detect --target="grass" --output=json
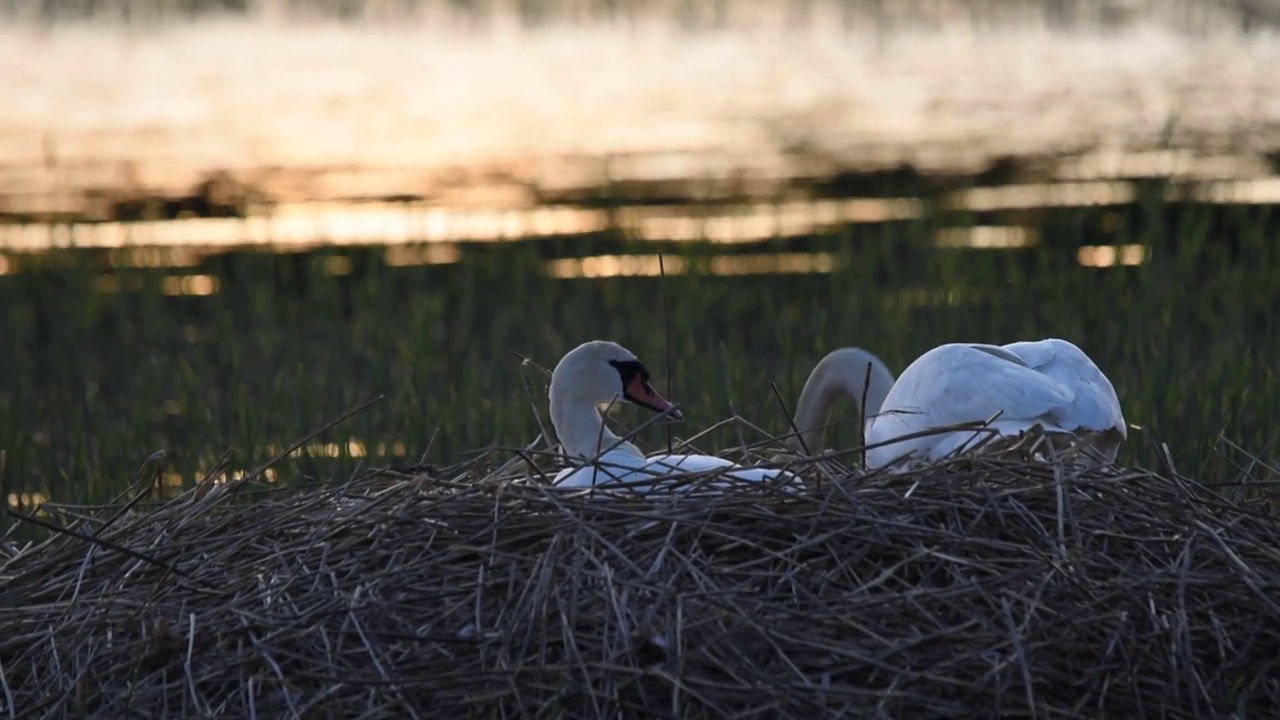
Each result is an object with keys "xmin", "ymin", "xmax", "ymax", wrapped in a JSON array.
[{"xmin": 1, "ymin": 190, "xmax": 1277, "ymax": 517}]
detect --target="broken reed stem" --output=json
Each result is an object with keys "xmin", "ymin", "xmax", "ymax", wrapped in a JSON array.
[
  {"xmin": 236, "ymin": 394, "xmax": 386, "ymax": 490},
  {"xmin": 658, "ymin": 253, "xmax": 674, "ymax": 455}
]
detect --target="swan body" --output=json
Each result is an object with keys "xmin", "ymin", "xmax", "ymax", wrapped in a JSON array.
[
  {"xmin": 548, "ymin": 340, "xmax": 795, "ymax": 492},
  {"xmin": 792, "ymin": 339, "xmax": 1126, "ymax": 471}
]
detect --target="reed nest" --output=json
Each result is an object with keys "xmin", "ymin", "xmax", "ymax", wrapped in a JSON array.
[{"xmin": 2, "ymin": 423, "xmax": 1280, "ymax": 719}]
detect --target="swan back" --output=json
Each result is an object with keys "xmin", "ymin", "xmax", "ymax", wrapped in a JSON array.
[
  {"xmin": 865, "ymin": 343, "xmax": 1077, "ymax": 469},
  {"xmin": 1000, "ymin": 338, "xmax": 1126, "ymax": 462},
  {"xmin": 792, "ymin": 346, "xmax": 896, "ymax": 455},
  {"xmin": 865, "ymin": 340, "xmax": 1126, "ymax": 470}
]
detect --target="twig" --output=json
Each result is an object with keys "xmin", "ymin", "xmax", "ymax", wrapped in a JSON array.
[
  {"xmin": 659, "ymin": 253, "xmax": 674, "ymax": 455},
  {"xmin": 769, "ymin": 381, "xmax": 809, "ymax": 456},
  {"xmin": 507, "ymin": 349, "xmax": 553, "ymax": 379},
  {"xmin": 0, "ymin": 644, "xmax": 13, "ymax": 720},
  {"xmin": 6, "ymin": 506, "xmax": 208, "ymax": 588},
  {"xmin": 417, "ymin": 427, "xmax": 441, "ymax": 468},
  {"xmin": 235, "ymin": 394, "xmax": 386, "ymax": 491}
]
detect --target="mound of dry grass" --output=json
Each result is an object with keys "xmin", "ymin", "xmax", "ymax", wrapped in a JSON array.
[{"xmin": 2, "ymin": 421, "xmax": 1279, "ymax": 719}]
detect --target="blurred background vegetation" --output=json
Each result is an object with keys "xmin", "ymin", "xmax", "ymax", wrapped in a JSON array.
[{"xmin": 1, "ymin": 0, "xmax": 1278, "ymax": 525}]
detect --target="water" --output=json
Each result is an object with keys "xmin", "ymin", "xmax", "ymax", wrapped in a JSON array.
[{"xmin": 3, "ymin": 13, "xmax": 1280, "ymax": 223}]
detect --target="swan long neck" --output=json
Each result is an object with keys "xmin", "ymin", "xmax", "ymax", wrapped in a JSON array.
[
  {"xmin": 791, "ymin": 347, "xmax": 896, "ymax": 455},
  {"xmin": 549, "ymin": 391, "xmax": 634, "ymax": 459}
]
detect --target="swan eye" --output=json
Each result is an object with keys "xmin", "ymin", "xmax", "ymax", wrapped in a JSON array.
[
  {"xmin": 607, "ymin": 359, "xmax": 648, "ymax": 381},
  {"xmin": 608, "ymin": 358, "xmax": 658, "ymax": 400}
]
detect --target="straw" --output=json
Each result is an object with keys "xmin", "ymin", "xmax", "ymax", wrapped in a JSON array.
[{"xmin": 1, "ymin": 423, "xmax": 1278, "ymax": 719}]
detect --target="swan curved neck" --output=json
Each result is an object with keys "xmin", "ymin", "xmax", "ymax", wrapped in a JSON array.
[
  {"xmin": 550, "ymin": 393, "xmax": 636, "ymax": 459},
  {"xmin": 792, "ymin": 347, "xmax": 895, "ymax": 454}
]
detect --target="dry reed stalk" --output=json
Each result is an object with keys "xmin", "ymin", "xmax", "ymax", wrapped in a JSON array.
[{"xmin": 1, "ymin": 423, "xmax": 1278, "ymax": 719}]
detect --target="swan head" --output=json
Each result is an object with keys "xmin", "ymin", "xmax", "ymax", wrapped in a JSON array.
[{"xmin": 550, "ymin": 340, "xmax": 683, "ymax": 420}]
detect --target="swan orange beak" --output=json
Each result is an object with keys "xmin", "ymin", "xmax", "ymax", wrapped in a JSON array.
[{"xmin": 624, "ymin": 376, "xmax": 683, "ymax": 420}]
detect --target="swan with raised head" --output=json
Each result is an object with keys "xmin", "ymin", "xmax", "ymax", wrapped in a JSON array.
[
  {"xmin": 549, "ymin": 340, "xmax": 795, "ymax": 491},
  {"xmin": 790, "ymin": 339, "xmax": 1126, "ymax": 471}
]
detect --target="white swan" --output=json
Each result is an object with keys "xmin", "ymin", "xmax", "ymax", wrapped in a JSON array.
[
  {"xmin": 548, "ymin": 340, "xmax": 795, "ymax": 491},
  {"xmin": 791, "ymin": 339, "xmax": 1126, "ymax": 471},
  {"xmin": 791, "ymin": 346, "xmax": 897, "ymax": 455}
]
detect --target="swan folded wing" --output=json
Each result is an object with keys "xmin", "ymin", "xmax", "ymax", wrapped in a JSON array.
[
  {"xmin": 1001, "ymin": 339, "xmax": 1126, "ymax": 435},
  {"xmin": 997, "ymin": 339, "xmax": 1064, "ymax": 369},
  {"xmin": 861, "ymin": 345, "xmax": 1071, "ymax": 468},
  {"xmin": 646, "ymin": 454, "xmax": 779, "ymax": 482},
  {"xmin": 968, "ymin": 343, "xmax": 1031, "ymax": 367},
  {"xmin": 869, "ymin": 378, "xmax": 1075, "ymax": 465},
  {"xmin": 643, "ymin": 453, "xmax": 796, "ymax": 486},
  {"xmin": 643, "ymin": 454, "xmax": 735, "ymax": 472},
  {"xmin": 903, "ymin": 346, "xmax": 1077, "ymax": 431},
  {"xmin": 554, "ymin": 450, "xmax": 794, "ymax": 492},
  {"xmin": 553, "ymin": 449, "xmax": 662, "ymax": 488}
]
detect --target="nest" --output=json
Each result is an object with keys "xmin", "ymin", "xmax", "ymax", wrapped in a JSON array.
[{"xmin": 2, "ymin": 427, "xmax": 1280, "ymax": 719}]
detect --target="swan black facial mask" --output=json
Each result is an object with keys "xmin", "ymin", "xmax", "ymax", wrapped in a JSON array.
[{"xmin": 608, "ymin": 359, "xmax": 683, "ymax": 419}]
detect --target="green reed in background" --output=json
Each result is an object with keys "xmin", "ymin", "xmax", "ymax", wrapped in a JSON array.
[{"xmin": 1, "ymin": 196, "xmax": 1277, "ymax": 510}]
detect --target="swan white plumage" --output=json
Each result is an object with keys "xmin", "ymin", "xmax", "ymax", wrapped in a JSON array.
[
  {"xmin": 790, "ymin": 338, "xmax": 1126, "ymax": 471},
  {"xmin": 549, "ymin": 340, "xmax": 795, "ymax": 491}
]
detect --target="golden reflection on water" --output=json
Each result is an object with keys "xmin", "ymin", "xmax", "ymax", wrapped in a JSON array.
[
  {"xmin": 91, "ymin": 274, "xmax": 145, "ymax": 293},
  {"xmin": 384, "ymin": 244, "xmax": 462, "ymax": 267},
  {"xmin": 325, "ymin": 256, "xmax": 353, "ymax": 276},
  {"xmin": 162, "ymin": 274, "xmax": 219, "ymax": 296},
  {"xmin": 0, "ymin": 181, "xmax": 1216, "ymax": 285},
  {"xmin": 1056, "ymin": 150, "xmax": 1268, "ymax": 181},
  {"xmin": 7, "ymin": 492, "xmax": 48, "ymax": 510},
  {"xmin": 544, "ymin": 252, "xmax": 839, "ymax": 279},
  {"xmin": 1077, "ymin": 244, "xmax": 1148, "ymax": 267},
  {"xmin": 126, "ymin": 441, "xmax": 412, "ymax": 493},
  {"xmin": 0, "ymin": 198, "xmax": 920, "ymax": 251},
  {"xmin": 161, "ymin": 469, "xmax": 280, "ymax": 489},
  {"xmin": 620, "ymin": 198, "xmax": 922, "ymax": 243},
  {"xmin": 932, "ymin": 225, "xmax": 1037, "ymax": 249},
  {"xmin": 545, "ymin": 254, "xmax": 678, "ymax": 278},
  {"xmin": 0, "ymin": 179, "xmax": 1271, "ymax": 276},
  {"xmin": 882, "ymin": 287, "xmax": 979, "ymax": 309},
  {"xmin": 262, "ymin": 440, "xmax": 408, "ymax": 459},
  {"xmin": 111, "ymin": 246, "xmax": 202, "ymax": 268},
  {"xmin": 707, "ymin": 253, "xmax": 838, "ymax": 275},
  {"xmin": 952, "ymin": 181, "xmax": 1135, "ymax": 212},
  {"xmin": 1190, "ymin": 178, "xmax": 1280, "ymax": 204}
]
